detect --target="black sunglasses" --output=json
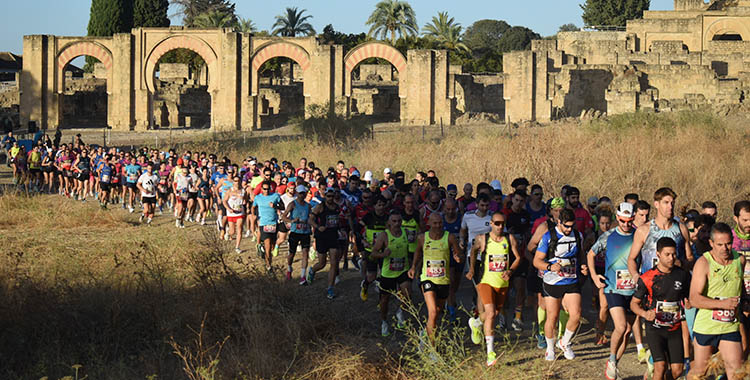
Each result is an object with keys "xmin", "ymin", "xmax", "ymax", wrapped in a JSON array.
[{"xmin": 492, "ymin": 221, "xmax": 505, "ymax": 226}]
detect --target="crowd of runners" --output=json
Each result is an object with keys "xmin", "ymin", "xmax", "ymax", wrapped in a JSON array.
[{"xmin": 5, "ymin": 130, "xmax": 750, "ymax": 380}]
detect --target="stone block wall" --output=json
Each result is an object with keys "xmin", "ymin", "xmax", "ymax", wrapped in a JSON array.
[
  {"xmin": 453, "ymin": 73, "xmax": 504, "ymax": 118},
  {"xmin": 159, "ymin": 63, "xmax": 190, "ymax": 80},
  {"xmin": 359, "ymin": 64, "xmax": 392, "ymax": 81}
]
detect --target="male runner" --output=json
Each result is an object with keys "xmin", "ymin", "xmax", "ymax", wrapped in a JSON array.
[
  {"xmin": 442, "ymin": 198, "xmax": 463, "ymax": 322},
  {"xmin": 733, "ymin": 201, "xmax": 750, "ymax": 354},
  {"xmin": 253, "ymin": 180, "xmax": 283, "ymax": 272},
  {"xmin": 309, "ymin": 187, "xmax": 342, "ymax": 299},
  {"xmin": 371, "ymin": 210, "xmax": 411, "ymax": 337},
  {"xmin": 136, "ymin": 162, "xmax": 159, "ymax": 225},
  {"xmin": 283, "ymin": 185, "xmax": 312, "ymax": 285},
  {"xmin": 359, "ymin": 195, "xmax": 389, "ymax": 301},
  {"xmin": 502, "ymin": 190, "xmax": 532, "ymax": 331}
]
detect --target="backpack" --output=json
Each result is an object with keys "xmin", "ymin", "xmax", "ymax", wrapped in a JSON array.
[{"xmin": 545, "ymin": 218, "xmax": 583, "ymax": 264}]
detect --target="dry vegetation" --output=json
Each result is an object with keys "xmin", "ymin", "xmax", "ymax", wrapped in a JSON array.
[{"xmin": 2, "ymin": 111, "xmax": 750, "ymax": 379}]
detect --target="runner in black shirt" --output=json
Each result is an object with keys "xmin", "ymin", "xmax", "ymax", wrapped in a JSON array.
[{"xmin": 502, "ymin": 190, "xmax": 532, "ymax": 331}]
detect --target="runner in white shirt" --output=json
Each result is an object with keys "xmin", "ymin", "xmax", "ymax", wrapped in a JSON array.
[
  {"xmin": 136, "ymin": 162, "xmax": 159, "ymax": 225},
  {"xmin": 173, "ymin": 167, "xmax": 193, "ymax": 228}
]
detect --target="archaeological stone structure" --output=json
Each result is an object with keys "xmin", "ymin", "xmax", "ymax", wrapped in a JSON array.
[
  {"xmin": 20, "ymin": 29, "xmax": 468, "ymax": 131},
  {"xmin": 504, "ymin": 0, "xmax": 750, "ymax": 122}
]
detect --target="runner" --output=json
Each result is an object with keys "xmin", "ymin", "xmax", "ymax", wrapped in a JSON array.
[
  {"xmin": 308, "ymin": 187, "xmax": 342, "ymax": 299},
  {"xmin": 196, "ymin": 167, "xmax": 211, "ymax": 225},
  {"xmin": 282, "ymin": 185, "xmax": 312, "ymax": 285},
  {"xmin": 72, "ymin": 149, "xmax": 91, "ymax": 202},
  {"xmin": 223, "ymin": 175, "xmax": 245, "ymax": 253},
  {"xmin": 466, "ymin": 211, "xmax": 522, "ymax": 366},
  {"xmin": 533, "ymin": 208, "xmax": 587, "ymax": 361},
  {"xmin": 253, "ymin": 180, "xmax": 283, "ymax": 271},
  {"xmin": 733, "ymin": 201, "xmax": 750, "ymax": 355},
  {"xmin": 689, "ymin": 223, "xmax": 745, "ymax": 380},
  {"xmin": 359, "ymin": 195, "xmax": 389, "ymax": 301},
  {"xmin": 588, "ymin": 203, "xmax": 637, "ymax": 379},
  {"xmin": 123, "ymin": 155, "xmax": 141, "ymax": 213},
  {"xmin": 370, "ymin": 210, "xmax": 411, "ymax": 337},
  {"xmin": 442, "ymin": 198, "xmax": 463, "ymax": 322},
  {"xmin": 408, "ymin": 213, "xmax": 462, "ymax": 340},
  {"xmin": 173, "ymin": 167, "xmax": 192, "ymax": 228},
  {"xmin": 502, "ymin": 190, "xmax": 532, "ymax": 332},
  {"xmin": 97, "ymin": 156, "xmax": 113, "ymax": 209},
  {"xmin": 461, "ymin": 193, "xmax": 492, "ymax": 336},
  {"xmin": 631, "ymin": 237, "xmax": 691, "ymax": 380},
  {"xmin": 136, "ymin": 162, "xmax": 158, "ymax": 225}
]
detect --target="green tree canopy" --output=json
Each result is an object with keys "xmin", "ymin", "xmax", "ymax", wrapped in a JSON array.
[
  {"xmin": 462, "ymin": 19, "xmax": 510, "ymax": 53},
  {"xmin": 580, "ymin": 0, "xmax": 650, "ymax": 27},
  {"xmin": 272, "ymin": 7, "xmax": 315, "ymax": 37},
  {"xmin": 366, "ymin": 0, "xmax": 418, "ymax": 44},
  {"xmin": 496, "ymin": 26, "xmax": 541, "ymax": 52},
  {"xmin": 134, "ymin": 0, "xmax": 170, "ymax": 28},
  {"xmin": 320, "ymin": 25, "xmax": 367, "ymax": 53},
  {"xmin": 193, "ymin": 9, "xmax": 235, "ymax": 27},
  {"xmin": 171, "ymin": 0, "xmax": 237, "ymax": 27},
  {"xmin": 234, "ymin": 17, "xmax": 256, "ymax": 33},
  {"xmin": 87, "ymin": 0, "xmax": 133, "ymax": 37},
  {"xmin": 558, "ymin": 23, "xmax": 580, "ymax": 32},
  {"xmin": 422, "ymin": 12, "xmax": 469, "ymax": 52}
]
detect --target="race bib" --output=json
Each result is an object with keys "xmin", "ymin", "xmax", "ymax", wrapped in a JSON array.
[
  {"xmin": 389, "ymin": 257, "xmax": 405, "ymax": 271},
  {"xmin": 406, "ymin": 229, "xmax": 417, "ymax": 243},
  {"xmin": 426, "ymin": 260, "xmax": 446, "ymax": 278},
  {"xmin": 326, "ymin": 215, "xmax": 338, "ymax": 228},
  {"xmin": 654, "ymin": 301, "xmax": 681, "ymax": 328},
  {"xmin": 616, "ymin": 270, "xmax": 635, "ymax": 290},
  {"xmin": 712, "ymin": 309, "xmax": 737, "ymax": 323},
  {"xmin": 101, "ymin": 174, "xmax": 110, "ymax": 183},
  {"xmin": 128, "ymin": 173, "xmax": 137, "ymax": 181},
  {"xmin": 263, "ymin": 224, "xmax": 277, "ymax": 233},
  {"xmin": 559, "ymin": 258, "xmax": 577, "ymax": 279},
  {"xmin": 744, "ymin": 269, "xmax": 750, "ymax": 294},
  {"xmin": 295, "ymin": 222, "xmax": 309, "ymax": 232},
  {"xmin": 488, "ymin": 254, "xmax": 508, "ymax": 272}
]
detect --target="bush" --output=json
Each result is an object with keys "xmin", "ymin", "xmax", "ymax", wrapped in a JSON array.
[{"xmin": 293, "ymin": 101, "xmax": 372, "ymax": 145}]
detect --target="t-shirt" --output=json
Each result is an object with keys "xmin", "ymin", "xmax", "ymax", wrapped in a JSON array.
[
  {"xmin": 592, "ymin": 227, "xmax": 635, "ymax": 295},
  {"xmin": 501, "ymin": 207, "xmax": 531, "ymax": 240},
  {"xmin": 254, "ymin": 192, "xmax": 281, "ymax": 226},
  {"xmin": 538, "ymin": 227, "xmax": 582, "ymax": 286},
  {"xmin": 125, "ymin": 164, "xmax": 141, "ymax": 184},
  {"xmin": 461, "ymin": 211, "xmax": 491, "ymax": 257},
  {"xmin": 280, "ymin": 193, "xmax": 295, "ymax": 208},
  {"xmin": 633, "ymin": 267, "xmax": 690, "ymax": 331},
  {"xmin": 137, "ymin": 172, "xmax": 159, "ymax": 198},
  {"xmin": 573, "ymin": 206, "xmax": 594, "ymax": 233},
  {"xmin": 526, "ymin": 202, "xmax": 547, "ymax": 224}
]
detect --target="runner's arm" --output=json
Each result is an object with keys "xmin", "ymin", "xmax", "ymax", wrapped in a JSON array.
[
  {"xmin": 679, "ymin": 222, "xmax": 694, "ymax": 265},
  {"xmin": 630, "ymin": 291, "xmax": 655, "ymax": 321},
  {"xmin": 508, "ymin": 234, "xmax": 522, "ymax": 273},
  {"xmin": 466, "ymin": 235, "xmax": 482, "ymax": 280},
  {"xmin": 587, "ymin": 248, "xmax": 605, "ymax": 288},
  {"xmin": 527, "ymin": 223, "xmax": 546, "ymax": 257},
  {"xmin": 628, "ymin": 225, "xmax": 647, "ymax": 282},
  {"xmin": 281, "ymin": 202, "xmax": 295, "ymax": 223},
  {"xmin": 408, "ymin": 234, "xmax": 424, "ymax": 279},
  {"xmin": 689, "ymin": 256, "xmax": 738, "ymax": 310},
  {"xmin": 369, "ymin": 231, "xmax": 389, "ymax": 260},
  {"xmin": 448, "ymin": 233, "xmax": 462, "ymax": 263}
]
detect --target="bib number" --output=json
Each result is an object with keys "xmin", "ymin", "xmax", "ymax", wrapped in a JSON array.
[
  {"xmin": 712, "ymin": 309, "xmax": 737, "ymax": 323},
  {"xmin": 129, "ymin": 173, "xmax": 137, "ymax": 181},
  {"xmin": 616, "ymin": 270, "xmax": 635, "ymax": 290},
  {"xmin": 326, "ymin": 215, "xmax": 338, "ymax": 228},
  {"xmin": 488, "ymin": 254, "xmax": 508, "ymax": 272},
  {"xmin": 559, "ymin": 258, "xmax": 577, "ymax": 279},
  {"xmin": 101, "ymin": 174, "xmax": 110, "ymax": 182},
  {"xmin": 426, "ymin": 260, "xmax": 446, "ymax": 278},
  {"xmin": 406, "ymin": 229, "xmax": 417, "ymax": 243},
  {"xmin": 654, "ymin": 301, "xmax": 681, "ymax": 328},
  {"xmin": 744, "ymin": 269, "xmax": 750, "ymax": 294},
  {"xmin": 389, "ymin": 258, "xmax": 405, "ymax": 272},
  {"xmin": 295, "ymin": 222, "xmax": 309, "ymax": 232},
  {"xmin": 263, "ymin": 224, "xmax": 277, "ymax": 233}
]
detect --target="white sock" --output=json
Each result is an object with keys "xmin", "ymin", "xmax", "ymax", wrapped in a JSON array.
[
  {"xmin": 486, "ymin": 335, "xmax": 494, "ymax": 354},
  {"xmin": 637, "ymin": 343, "xmax": 644, "ymax": 351},
  {"xmin": 300, "ymin": 267, "xmax": 306, "ymax": 277},
  {"xmin": 546, "ymin": 337, "xmax": 555, "ymax": 352},
  {"xmin": 562, "ymin": 329, "xmax": 575, "ymax": 345}
]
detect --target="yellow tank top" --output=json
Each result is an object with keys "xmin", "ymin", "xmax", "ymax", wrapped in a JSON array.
[
  {"xmin": 694, "ymin": 251, "xmax": 742, "ymax": 335},
  {"xmin": 480, "ymin": 234, "xmax": 511, "ymax": 289},
  {"xmin": 420, "ymin": 230, "xmax": 450, "ymax": 285}
]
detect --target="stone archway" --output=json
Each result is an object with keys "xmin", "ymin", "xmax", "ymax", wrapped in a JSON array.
[
  {"xmin": 704, "ymin": 18, "xmax": 750, "ymax": 47},
  {"xmin": 56, "ymin": 41, "xmax": 114, "ymax": 128},
  {"xmin": 144, "ymin": 35, "xmax": 218, "ymax": 93},
  {"xmin": 250, "ymin": 41, "xmax": 311, "ymax": 96},
  {"xmin": 56, "ymin": 41, "xmax": 113, "ymax": 93},
  {"xmin": 344, "ymin": 42, "xmax": 407, "ymax": 98}
]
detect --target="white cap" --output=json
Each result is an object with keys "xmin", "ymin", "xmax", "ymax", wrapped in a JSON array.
[
  {"xmin": 383, "ymin": 168, "xmax": 392, "ymax": 174},
  {"xmin": 490, "ymin": 179, "xmax": 502, "ymax": 192},
  {"xmin": 363, "ymin": 170, "xmax": 373, "ymax": 182},
  {"xmin": 617, "ymin": 202, "xmax": 634, "ymax": 219},
  {"xmin": 249, "ymin": 160, "xmax": 257, "ymax": 166},
  {"xmin": 295, "ymin": 185, "xmax": 308, "ymax": 193}
]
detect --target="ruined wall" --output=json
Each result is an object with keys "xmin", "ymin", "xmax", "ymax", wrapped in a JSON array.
[
  {"xmin": 453, "ymin": 73, "xmax": 504, "ymax": 120},
  {"xmin": 350, "ymin": 82, "xmax": 399, "ymax": 119},
  {"xmin": 60, "ymin": 77, "xmax": 108, "ymax": 127}
]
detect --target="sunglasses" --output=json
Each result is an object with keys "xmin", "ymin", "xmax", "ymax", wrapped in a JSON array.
[
  {"xmin": 532, "ymin": 192, "xmax": 543, "ymax": 196},
  {"xmin": 262, "ymin": 187, "xmax": 270, "ymax": 191},
  {"xmin": 492, "ymin": 221, "xmax": 505, "ymax": 226},
  {"xmin": 562, "ymin": 223, "xmax": 576, "ymax": 229},
  {"xmin": 618, "ymin": 218, "xmax": 634, "ymax": 224}
]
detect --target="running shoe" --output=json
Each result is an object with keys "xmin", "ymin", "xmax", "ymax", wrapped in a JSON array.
[
  {"xmin": 129, "ymin": 207, "xmax": 134, "ymax": 213},
  {"xmin": 299, "ymin": 277, "xmax": 307, "ymax": 286},
  {"xmin": 512, "ymin": 318, "xmax": 523, "ymax": 332},
  {"xmin": 351, "ymin": 256, "xmax": 360, "ymax": 270},
  {"xmin": 637, "ymin": 347, "xmax": 649, "ymax": 364},
  {"xmin": 497, "ymin": 314, "xmax": 507, "ymax": 331},
  {"xmin": 306, "ymin": 267, "xmax": 315, "ymax": 284},
  {"xmin": 469, "ymin": 317, "xmax": 482, "ymax": 345},
  {"xmin": 359, "ymin": 280, "xmax": 368, "ymax": 301},
  {"xmin": 309, "ymin": 249, "xmax": 317, "ymax": 261},
  {"xmin": 335, "ymin": 275, "xmax": 341, "ymax": 285},
  {"xmin": 535, "ymin": 333, "xmax": 547, "ymax": 349},
  {"xmin": 272, "ymin": 245, "xmax": 278, "ymax": 257},
  {"xmin": 175, "ymin": 219, "xmax": 181, "ymax": 228},
  {"xmin": 544, "ymin": 349, "xmax": 555, "ymax": 361},
  {"xmin": 139, "ymin": 215, "xmax": 144, "ymax": 223},
  {"xmin": 396, "ymin": 308, "xmax": 406, "ymax": 328},
  {"xmin": 381, "ymin": 321, "xmax": 390, "ymax": 337},
  {"xmin": 486, "ymin": 350, "xmax": 498, "ymax": 367},
  {"xmin": 244, "ymin": 230, "xmax": 250, "ymax": 238},
  {"xmin": 326, "ymin": 287, "xmax": 336, "ymax": 300},
  {"xmin": 556, "ymin": 340, "xmax": 575, "ymax": 360},
  {"xmin": 605, "ymin": 359, "xmax": 617, "ymax": 380},
  {"xmin": 285, "ymin": 269, "xmax": 292, "ymax": 281},
  {"xmin": 235, "ymin": 248, "xmax": 242, "ymax": 254}
]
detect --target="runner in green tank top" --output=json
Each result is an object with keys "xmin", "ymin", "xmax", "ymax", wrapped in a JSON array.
[
  {"xmin": 409, "ymin": 213, "xmax": 462, "ymax": 341},
  {"xmin": 465, "ymin": 211, "xmax": 521, "ymax": 366},
  {"xmin": 689, "ymin": 223, "xmax": 746, "ymax": 380},
  {"xmin": 371, "ymin": 211, "xmax": 412, "ymax": 337}
]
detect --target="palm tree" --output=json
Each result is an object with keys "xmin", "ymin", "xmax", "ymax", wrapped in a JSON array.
[
  {"xmin": 366, "ymin": 0, "xmax": 418, "ymax": 45},
  {"xmin": 192, "ymin": 9, "xmax": 234, "ymax": 28},
  {"xmin": 234, "ymin": 17, "xmax": 256, "ymax": 33},
  {"xmin": 272, "ymin": 7, "xmax": 315, "ymax": 37},
  {"xmin": 422, "ymin": 12, "xmax": 469, "ymax": 52}
]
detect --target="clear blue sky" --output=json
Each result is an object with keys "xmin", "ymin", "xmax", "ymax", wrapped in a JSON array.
[{"xmin": 2, "ymin": 0, "xmax": 675, "ymax": 55}]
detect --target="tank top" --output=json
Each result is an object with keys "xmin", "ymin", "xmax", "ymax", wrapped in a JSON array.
[
  {"xmin": 693, "ymin": 251, "xmax": 742, "ymax": 335},
  {"xmin": 420, "ymin": 231, "xmax": 450, "ymax": 285},
  {"xmin": 226, "ymin": 191, "xmax": 245, "ymax": 217},
  {"xmin": 481, "ymin": 234, "xmax": 511, "ymax": 289},
  {"xmin": 100, "ymin": 165, "xmax": 112, "ymax": 183},
  {"xmin": 401, "ymin": 211, "xmax": 420, "ymax": 253},
  {"xmin": 315, "ymin": 203, "xmax": 340, "ymax": 238},
  {"xmin": 381, "ymin": 228, "xmax": 409, "ymax": 278},
  {"xmin": 733, "ymin": 227, "xmax": 750, "ymax": 295},
  {"xmin": 421, "ymin": 202, "xmax": 443, "ymax": 226},
  {"xmin": 29, "ymin": 151, "xmax": 41, "ymax": 169},
  {"xmin": 77, "ymin": 156, "xmax": 90, "ymax": 171},
  {"xmin": 640, "ymin": 219, "xmax": 685, "ymax": 274},
  {"xmin": 290, "ymin": 200, "xmax": 311, "ymax": 234}
]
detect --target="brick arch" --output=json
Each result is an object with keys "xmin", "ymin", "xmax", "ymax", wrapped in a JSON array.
[
  {"xmin": 56, "ymin": 41, "xmax": 113, "ymax": 93},
  {"xmin": 344, "ymin": 42, "xmax": 407, "ymax": 74},
  {"xmin": 250, "ymin": 41, "xmax": 311, "ymax": 72},
  {"xmin": 704, "ymin": 18, "xmax": 750, "ymax": 46},
  {"xmin": 144, "ymin": 35, "xmax": 218, "ymax": 93}
]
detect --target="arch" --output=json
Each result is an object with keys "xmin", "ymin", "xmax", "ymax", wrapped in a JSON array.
[
  {"xmin": 56, "ymin": 41, "xmax": 113, "ymax": 94},
  {"xmin": 704, "ymin": 18, "xmax": 750, "ymax": 47},
  {"xmin": 344, "ymin": 42, "xmax": 407, "ymax": 74},
  {"xmin": 251, "ymin": 41, "xmax": 311, "ymax": 72},
  {"xmin": 144, "ymin": 35, "xmax": 218, "ymax": 93}
]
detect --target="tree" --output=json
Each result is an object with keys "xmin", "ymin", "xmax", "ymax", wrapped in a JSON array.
[
  {"xmin": 462, "ymin": 19, "xmax": 510, "ymax": 53},
  {"xmin": 234, "ymin": 17, "xmax": 256, "ymax": 33},
  {"xmin": 272, "ymin": 7, "xmax": 315, "ymax": 37},
  {"xmin": 170, "ymin": 0, "xmax": 237, "ymax": 27},
  {"xmin": 193, "ymin": 9, "xmax": 234, "ymax": 28},
  {"xmin": 496, "ymin": 26, "xmax": 541, "ymax": 52},
  {"xmin": 422, "ymin": 12, "xmax": 469, "ymax": 52},
  {"xmin": 558, "ymin": 23, "xmax": 579, "ymax": 32},
  {"xmin": 134, "ymin": 0, "xmax": 170, "ymax": 28},
  {"xmin": 580, "ymin": 0, "xmax": 650, "ymax": 27},
  {"xmin": 86, "ymin": 0, "xmax": 133, "ymax": 71},
  {"xmin": 320, "ymin": 24, "xmax": 367, "ymax": 53},
  {"xmin": 366, "ymin": 0, "xmax": 418, "ymax": 44}
]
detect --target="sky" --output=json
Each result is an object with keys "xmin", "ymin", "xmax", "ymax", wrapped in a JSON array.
[{"xmin": 1, "ymin": 0, "xmax": 675, "ymax": 56}]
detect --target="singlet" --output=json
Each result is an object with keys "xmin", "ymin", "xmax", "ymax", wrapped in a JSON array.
[
  {"xmin": 421, "ymin": 202, "xmax": 443, "ymax": 226},
  {"xmin": 598, "ymin": 228, "xmax": 636, "ymax": 295},
  {"xmin": 363, "ymin": 212, "xmax": 388, "ymax": 253},
  {"xmin": 314, "ymin": 202, "xmax": 340, "ymax": 239},
  {"xmin": 733, "ymin": 227, "xmax": 750, "ymax": 296},
  {"xmin": 77, "ymin": 156, "xmax": 90, "ymax": 171},
  {"xmin": 420, "ymin": 231, "xmax": 450, "ymax": 285},
  {"xmin": 640, "ymin": 219, "xmax": 685, "ymax": 274},
  {"xmin": 29, "ymin": 151, "xmax": 41, "ymax": 169},
  {"xmin": 481, "ymin": 234, "xmax": 512, "ymax": 289},
  {"xmin": 226, "ymin": 191, "xmax": 245, "ymax": 217},
  {"xmin": 100, "ymin": 165, "xmax": 112, "ymax": 184},
  {"xmin": 694, "ymin": 251, "xmax": 742, "ymax": 335},
  {"xmin": 538, "ymin": 227, "xmax": 582, "ymax": 286},
  {"xmin": 381, "ymin": 228, "xmax": 409, "ymax": 278},
  {"xmin": 401, "ymin": 210, "xmax": 420, "ymax": 253},
  {"xmin": 290, "ymin": 200, "xmax": 311, "ymax": 234}
]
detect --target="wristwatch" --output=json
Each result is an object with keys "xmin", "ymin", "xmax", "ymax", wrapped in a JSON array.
[{"xmin": 546, "ymin": 263, "xmax": 552, "ymax": 271}]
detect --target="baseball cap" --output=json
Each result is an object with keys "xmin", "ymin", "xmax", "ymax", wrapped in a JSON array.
[
  {"xmin": 351, "ymin": 170, "xmax": 361, "ymax": 177},
  {"xmin": 296, "ymin": 185, "xmax": 308, "ymax": 193},
  {"xmin": 550, "ymin": 197, "xmax": 565, "ymax": 209},
  {"xmin": 177, "ymin": 158, "xmax": 184, "ymax": 166},
  {"xmin": 490, "ymin": 180, "xmax": 502, "ymax": 192},
  {"xmin": 617, "ymin": 202, "xmax": 635, "ymax": 219},
  {"xmin": 325, "ymin": 187, "xmax": 336, "ymax": 194},
  {"xmin": 587, "ymin": 196, "xmax": 599, "ymax": 206},
  {"xmin": 363, "ymin": 171, "xmax": 373, "ymax": 182},
  {"xmin": 447, "ymin": 184, "xmax": 457, "ymax": 192},
  {"xmin": 249, "ymin": 160, "xmax": 257, "ymax": 166},
  {"xmin": 384, "ymin": 168, "xmax": 392, "ymax": 174}
]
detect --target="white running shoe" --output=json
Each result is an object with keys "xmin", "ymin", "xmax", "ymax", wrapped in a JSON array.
[
  {"xmin": 545, "ymin": 349, "xmax": 556, "ymax": 361},
  {"xmin": 175, "ymin": 219, "xmax": 180, "ymax": 228},
  {"xmin": 556, "ymin": 340, "xmax": 575, "ymax": 360}
]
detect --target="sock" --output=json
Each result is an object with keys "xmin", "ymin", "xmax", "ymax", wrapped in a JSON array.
[
  {"xmin": 558, "ymin": 310, "xmax": 570, "ymax": 339},
  {"xmin": 545, "ymin": 337, "xmax": 555, "ymax": 352},
  {"xmin": 561, "ymin": 329, "xmax": 575, "ymax": 346},
  {"xmin": 537, "ymin": 307, "xmax": 546, "ymax": 336},
  {"xmin": 514, "ymin": 306, "xmax": 522, "ymax": 321},
  {"xmin": 275, "ymin": 244, "xmax": 279, "ymax": 251},
  {"xmin": 637, "ymin": 343, "xmax": 644, "ymax": 352},
  {"xmin": 486, "ymin": 335, "xmax": 494, "ymax": 354},
  {"xmin": 300, "ymin": 267, "xmax": 306, "ymax": 278},
  {"xmin": 609, "ymin": 353, "xmax": 617, "ymax": 364}
]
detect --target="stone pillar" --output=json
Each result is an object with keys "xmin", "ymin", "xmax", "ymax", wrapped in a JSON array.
[
  {"xmin": 110, "ymin": 33, "xmax": 134, "ymax": 130},
  {"xmin": 534, "ymin": 51, "xmax": 553, "ymax": 122},
  {"xmin": 212, "ymin": 30, "xmax": 240, "ymax": 131},
  {"xmin": 402, "ymin": 49, "xmax": 452, "ymax": 126},
  {"xmin": 239, "ymin": 33, "xmax": 253, "ymax": 131},
  {"xmin": 20, "ymin": 35, "xmax": 54, "ymax": 130},
  {"xmin": 503, "ymin": 51, "xmax": 535, "ymax": 123},
  {"xmin": 431, "ymin": 50, "xmax": 453, "ymax": 125},
  {"xmin": 132, "ymin": 29, "xmax": 150, "ymax": 131}
]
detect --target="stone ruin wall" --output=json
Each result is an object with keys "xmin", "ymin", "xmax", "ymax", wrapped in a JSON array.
[{"xmin": 153, "ymin": 63, "xmax": 211, "ymax": 129}]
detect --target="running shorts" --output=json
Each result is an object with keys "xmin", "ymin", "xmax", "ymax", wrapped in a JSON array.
[
  {"xmin": 477, "ymin": 283, "xmax": 509, "ymax": 308},
  {"xmin": 288, "ymin": 232, "xmax": 311, "ymax": 252},
  {"xmin": 542, "ymin": 282, "xmax": 581, "ymax": 299},
  {"xmin": 646, "ymin": 325, "xmax": 684, "ymax": 364},
  {"xmin": 421, "ymin": 280, "xmax": 449, "ymax": 300},
  {"xmin": 378, "ymin": 272, "xmax": 410, "ymax": 293}
]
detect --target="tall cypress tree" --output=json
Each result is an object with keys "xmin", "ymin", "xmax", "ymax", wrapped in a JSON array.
[
  {"xmin": 580, "ymin": 0, "xmax": 650, "ymax": 27},
  {"xmin": 134, "ymin": 0, "xmax": 170, "ymax": 28},
  {"xmin": 86, "ymin": 0, "xmax": 134, "ymax": 71}
]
